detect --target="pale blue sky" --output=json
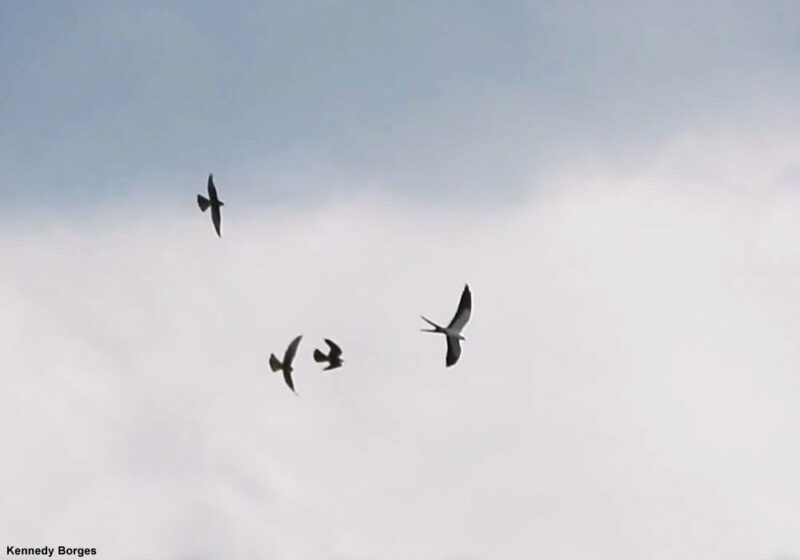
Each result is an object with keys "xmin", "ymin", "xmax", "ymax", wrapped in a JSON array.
[{"xmin": 1, "ymin": 0, "xmax": 799, "ymax": 213}]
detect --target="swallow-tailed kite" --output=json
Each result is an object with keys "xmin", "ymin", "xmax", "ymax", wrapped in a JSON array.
[{"xmin": 421, "ymin": 284, "xmax": 472, "ymax": 367}]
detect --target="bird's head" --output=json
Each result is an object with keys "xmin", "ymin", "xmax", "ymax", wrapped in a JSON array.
[
  {"xmin": 457, "ymin": 334, "xmax": 466, "ymax": 341},
  {"xmin": 219, "ymin": 201, "xmax": 225, "ymax": 206}
]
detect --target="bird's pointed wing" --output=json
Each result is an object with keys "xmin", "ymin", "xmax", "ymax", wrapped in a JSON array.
[
  {"xmin": 207, "ymin": 174, "xmax": 218, "ymax": 201},
  {"xmin": 445, "ymin": 335, "xmax": 462, "ymax": 367},
  {"xmin": 324, "ymin": 338, "xmax": 342, "ymax": 358},
  {"xmin": 447, "ymin": 284, "xmax": 471, "ymax": 332},
  {"xmin": 284, "ymin": 335, "xmax": 303, "ymax": 366},
  {"xmin": 211, "ymin": 205, "xmax": 222, "ymax": 237},
  {"xmin": 283, "ymin": 369, "xmax": 296, "ymax": 393}
]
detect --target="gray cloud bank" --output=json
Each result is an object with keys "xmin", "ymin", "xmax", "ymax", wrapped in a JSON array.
[
  {"xmin": 1, "ymin": 1, "xmax": 799, "ymax": 213},
  {"xmin": 2, "ymin": 130, "xmax": 800, "ymax": 558}
]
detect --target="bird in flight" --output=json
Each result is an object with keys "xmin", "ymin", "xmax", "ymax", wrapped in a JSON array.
[
  {"xmin": 197, "ymin": 174, "xmax": 224, "ymax": 237},
  {"xmin": 313, "ymin": 339, "xmax": 343, "ymax": 371},
  {"xmin": 269, "ymin": 335, "xmax": 303, "ymax": 394},
  {"xmin": 421, "ymin": 284, "xmax": 472, "ymax": 367}
]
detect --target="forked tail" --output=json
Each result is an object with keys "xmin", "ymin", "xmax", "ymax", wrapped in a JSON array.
[
  {"xmin": 197, "ymin": 195, "xmax": 211, "ymax": 211},
  {"xmin": 420, "ymin": 315, "xmax": 445, "ymax": 333},
  {"xmin": 269, "ymin": 354, "xmax": 282, "ymax": 372}
]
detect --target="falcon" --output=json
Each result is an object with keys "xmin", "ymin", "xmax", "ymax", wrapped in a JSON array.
[
  {"xmin": 197, "ymin": 174, "xmax": 224, "ymax": 237},
  {"xmin": 269, "ymin": 335, "xmax": 303, "ymax": 393},
  {"xmin": 313, "ymin": 339, "xmax": 343, "ymax": 371}
]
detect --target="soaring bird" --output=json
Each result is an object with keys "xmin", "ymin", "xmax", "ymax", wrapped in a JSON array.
[
  {"xmin": 197, "ymin": 174, "xmax": 224, "ymax": 237},
  {"xmin": 269, "ymin": 335, "xmax": 303, "ymax": 393},
  {"xmin": 421, "ymin": 284, "xmax": 472, "ymax": 367},
  {"xmin": 313, "ymin": 339, "xmax": 343, "ymax": 371}
]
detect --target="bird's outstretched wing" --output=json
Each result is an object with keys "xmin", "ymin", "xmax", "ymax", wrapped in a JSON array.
[
  {"xmin": 211, "ymin": 205, "xmax": 222, "ymax": 237},
  {"xmin": 447, "ymin": 284, "xmax": 471, "ymax": 332},
  {"xmin": 324, "ymin": 339, "xmax": 342, "ymax": 359},
  {"xmin": 283, "ymin": 369, "xmax": 296, "ymax": 393},
  {"xmin": 445, "ymin": 336, "xmax": 462, "ymax": 367},
  {"xmin": 284, "ymin": 335, "xmax": 303, "ymax": 367},
  {"xmin": 207, "ymin": 174, "xmax": 218, "ymax": 202}
]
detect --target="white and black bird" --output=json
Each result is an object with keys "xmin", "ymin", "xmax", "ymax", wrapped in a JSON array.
[
  {"xmin": 197, "ymin": 174, "xmax": 224, "ymax": 237},
  {"xmin": 269, "ymin": 335, "xmax": 303, "ymax": 393},
  {"xmin": 313, "ymin": 339, "xmax": 343, "ymax": 371},
  {"xmin": 420, "ymin": 284, "xmax": 472, "ymax": 367}
]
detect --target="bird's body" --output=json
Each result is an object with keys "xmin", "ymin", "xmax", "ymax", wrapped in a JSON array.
[
  {"xmin": 313, "ymin": 339, "xmax": 343, "ymax": 371},
  {"xmin": 421, "ymin": 284, "xmax": 472, "ymax": 367},
  {"xmin": 269, "ymin": 335, "xmax": 303, "ymax": 393},
  {"xmin": 197, "ymin": 174, "xmax": 224, "ymax": 237}
]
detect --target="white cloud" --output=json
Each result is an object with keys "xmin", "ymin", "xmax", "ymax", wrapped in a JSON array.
[{"xmin": 2, "ymin": 129, "xmax": 800, "ymax": 559}]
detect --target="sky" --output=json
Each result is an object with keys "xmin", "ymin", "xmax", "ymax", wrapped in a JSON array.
[{"xmin": 2, "ymin": 2, "xmax": 800, "ymax": 559}]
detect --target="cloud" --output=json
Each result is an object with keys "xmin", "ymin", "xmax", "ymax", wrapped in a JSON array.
[{"xmin": 2, "ymin": 128, "xmax": 800, "ymax": 558}]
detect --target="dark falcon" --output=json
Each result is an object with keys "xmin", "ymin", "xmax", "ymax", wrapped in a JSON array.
[
  {"xmin": 313, "ymin": 339, "xmax": 344, "ymax": 371},
  {"xmin": 269, "ymin": 335, "xmax": 303, "ymax": 394},
  {"xmin": 197, "ymin": 174, "xmax": 224, "ymax": 237}
]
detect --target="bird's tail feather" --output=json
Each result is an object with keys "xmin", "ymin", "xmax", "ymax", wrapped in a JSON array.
[
  {"xmin": 197, "ymin": 195, "xmax": 211, "ymax": 212},
  {"xmin": 269, "ymin": 354, "xmax": 282, "ymax": 372},
  {"xmin": 313, "ymin": 349, "xmax": 327, "ymax": 362},
  {"xmin": 420, "ymin": 315, "xmax": 445, "ymax": 333}
]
